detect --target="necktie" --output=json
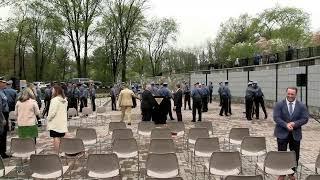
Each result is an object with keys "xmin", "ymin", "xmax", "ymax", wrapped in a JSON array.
[{"xmin": 289, "ymin": 102, "xmax": 293, "ymax": 116}]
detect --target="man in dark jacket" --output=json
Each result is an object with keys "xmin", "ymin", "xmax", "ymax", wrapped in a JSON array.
[
  {"xmin": 173, "ymin": 83, "xmax": 183, "ymax": 121},
  {"xmin": 141, "ymin": 84, "xmax": 157, "ymax": 121}
]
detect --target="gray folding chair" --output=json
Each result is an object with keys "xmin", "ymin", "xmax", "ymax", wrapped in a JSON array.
[
  {"xmin": 146, "ymin": 153, "xmax": 180, "ymax": 179},
  {"xmin": 10, "ymin": 138, "xmax": 38, "ymax": 173},
  {"xmin": 256, "ymin": 151, "xmax": 296, "ymax": 179},
  {"xmin": 108, "ymin": 121, "xmax": 127, "ymax": 135},
  {"xmin": 86, "ymin": 153, "xmax": 121, "ymax": 179},
  {"xmin": 76, "ymin": 128, "xmax": 101, "ymax": 153},
  {"xmin": 228, "ymin": 128, "xmax": 250, "ymax": 150},
  {"xmin": 137, "ymin": 121, "xmax": 155, "ymax": 143},
  {"xmin": 194, "ymin": 121, "xmax": 213, "ymax": 135},
  {"xmin": 187, "ymin": 128, "xmax": 209, "ymax": 163},
  {"xmin": 225, "ymin": 175, "xmax": 263, "ymax": 180},
  {"xmin": 146, "ymin": 178, "xmax": 183, "ymax": 180},
  {"xmin": 0, "ymin": 157, "xmax": 15, "ymax": 178},
  {"xmin": 111, "ymin": 128, "xmax": 134, "ymax": 143},
  {"xmin": 306, "ymin": 175, "xmax": 320, "ymax": 180},
  {"xmin": 167, "ymin": 122, "xmax": 185, "ymax": 149},
  {"xmin": 96, "ymin": 106, "xmax": 107, "ymax": 125},
  {"xmin": 68, "ymin": 108, "xmax": 80, "ymax": 126},
  {"xmin": 300, "ymin": 152, "xmax": 320, "ymax": 178},
  {"xmin": 239, "ymin": 136, "xmax": 266, "ymax": 162},
  {"xmin": 192, "ymin": 137, "xmax": 220, "ymax": 177},
  {"xmin": 30, "ymin": 154, "xmax": 69, "ymax": 179},
  {"xmin": 151, "ymin": 128, "xmax": 172, "ymax": 140},
  {"xmin": 203, "ymin": 151, "xmax": 242, "ymax": 179},
  {"xmin": 82, "ymin": 107, "xmax": 96, "ymax": 125},
  {"xmin": 59, "ymin": 138, "xmax": 85, "ymax": 166},
  {"xmin": 149, "ymin": 139, "xmax": 176, "ymax": 154},
  {"xmin": 112, "ymin": 138, "xmax": 140, "ymax": 176}
]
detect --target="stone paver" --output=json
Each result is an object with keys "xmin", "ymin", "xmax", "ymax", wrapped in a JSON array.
[{"xmin": 3, "ymin": 98, "xmax": 320, "ymax": 179}]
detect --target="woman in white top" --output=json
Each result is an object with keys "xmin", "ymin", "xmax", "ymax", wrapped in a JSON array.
[{"xmin": 47, "ymin": 85, "xmax": 68, "ymax": 153}]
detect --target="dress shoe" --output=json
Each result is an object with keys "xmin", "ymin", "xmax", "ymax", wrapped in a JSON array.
[
  {"xmin": 288, "ymin": 174, "xmax": 296, "ymax": 180},
  {"xmin": 170, "ymin": 118, "xmax": 175, "ymax": 120},
  {"xmin": 191, "ymin": 120, "xmax": 196, "ymax": 122},
  {"xmin": 219, "ymin": 114, "xmax": 223, "ymax": 116},
  {"xmin": 127, "ymin": 122, "xmax": 131, "ymax": 125},
  {"xmin": 264, "ymin": 115, "xmax": 268, "ymax": 119},
  {"xmin": 277, "ymin": 175, "xmax": 285, "ymax": 180}
]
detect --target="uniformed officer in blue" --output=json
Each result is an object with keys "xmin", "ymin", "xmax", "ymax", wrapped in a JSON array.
[
  {"xmin": 157, "ymin": 82, "xmax": 174, "ymax": 120},
  {"xmin": 219, "ymin": 80, "xmax": 231, "ymax": 116},
  {"xmin": 191, "ymin": 82, "xmax": 203, "ymax": 122},
  {"xmin": 252, "ymin": 81, "xmax": 268, "ymax": 119}
]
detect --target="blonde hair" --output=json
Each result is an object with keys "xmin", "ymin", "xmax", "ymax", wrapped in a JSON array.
[{"xmin": 18, "ymin": 88, "xmax": 34, "ymax": 102}]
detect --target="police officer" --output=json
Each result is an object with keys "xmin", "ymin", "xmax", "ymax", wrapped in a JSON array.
[
  {"xmin": 191, "ymin": 82, "xmax": 203, "ymax": 122},
  {"xmin": 0, "ymin": 77, "xmax": 10, "ymax": 158},
  {"xmin": 252, "ymin": 81, "xmax": 268, "ymax": 119},
  {"xmin": 219, "ymin": 81, "xmax": 231, "ymax": 116},
  {"xmin": 245, "ymin": 82, "xmax": 255, "ymax": 120},
  {"xmin": 150, "ymin": 82, "xmax": 159, "ymax": 96},
  {"xmin": 183, "ymin": 82, "xmax": 191, "ymax": 110},
  {"xmin": 201, "ymin": 83, "xmax": 209, "ymax": 112},
  {"xmin": 43, "ymin": 84, "xmax": 52, "ymax": 117},
  {"xmin": 110, "ymin": 84, "xmax": 117, "ymax": 111},
  {"xmin": 157, "ymin": 82, "xmax": 174, "ymax": 120}
]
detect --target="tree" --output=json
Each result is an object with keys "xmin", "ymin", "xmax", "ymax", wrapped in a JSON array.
[{"xmin": 144, "ymin": 17, "xmax": 178, "ymax": 76}]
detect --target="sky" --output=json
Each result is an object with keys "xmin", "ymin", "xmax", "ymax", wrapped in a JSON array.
[{"xmin": 1, "ymin": 0, "xmax": 320, "ymax": 49}]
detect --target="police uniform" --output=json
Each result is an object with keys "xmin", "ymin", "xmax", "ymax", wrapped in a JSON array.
[
  {"xmin": 201, "ymin": 84, "xmax": 209, "ymax": 112},
  {"xmin": 245, "ymin": 82, "xmax": 255, "ymax": 120},
  {"xmin": 157, "ymin": 83, "xmax": 174, "ymax": 120},
  {"xmin": 191, "ymin": 83, "xmax": 203, "ymax": 121},
  {"xmin": 219, "ymin": 81, "xmax": 231, "ymax": 116},
  {"xmin": 183, "ymin": 83, "xmax": 191, "ymax": 110},
  {"xmin": 253, "ymin": 81, "xmax": 268, "ymax": 119}
]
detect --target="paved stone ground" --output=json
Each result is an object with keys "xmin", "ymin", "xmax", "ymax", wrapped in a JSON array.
[{"xmin": 3, "ymin": 98, "xmax": 320, "ymax": 180}]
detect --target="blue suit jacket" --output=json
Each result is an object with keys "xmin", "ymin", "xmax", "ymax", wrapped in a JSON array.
[{"xmin": 273, "ymin": 99, "xmax": 309, "ymax": 141}]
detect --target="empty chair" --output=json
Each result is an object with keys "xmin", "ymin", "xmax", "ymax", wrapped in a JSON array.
[
  {"xmin": 239, "ymin": 136, "xmax": 266, "ymax": 161},
  {"xmin": 111, "ymin": 128, "xmax": 134, "ymax": 142},
  {"xmin": 30, "ymin": 154, "xmax": 69, "ymax": 179},
  {"xmin": 225, "ymin": 175, "xmax": 263, "ymax": 180},
  {"xmin": 0, "ymin": 157, "xmax": 15, "ymax": 177},
  {"xmin": 138, "ymin": 121, "xmax": 155, "ymax": 138},
  {"xmin": 59, "ymin": 138, "xmax": 85, "ymax": 164},
  {"xmin": 67, "ymin": 108, "xmax": 80, "ymax": 126},
  {"xmin": 96, "ymin": 106, "xmax": 107, "ymax": 125},
  {"xmin": 108, "ymin": 122, "xmax": 127, "ymax": 135},
  {"xmin": 149, "ymin": 139, "xmax": 176, "ymax": 154},
  {"xmin": 146, "ymin": 153, "xmax": 179, "ymax": 179},
  {"xmin": 203, "ymin": 151, "xmax": 242, "ymax": 179},
  {"xmin": 86, "ymin": 153, "xmax": 121, "ymax": 179},
  {"xmin": 306, "ymin": 175, "xmax": 320, "ymax": 180},
  {"xmin": 300, "ymin": 152, "xmax": 320, "ymax": 178},
  {"xmin": 112, "ymin": 138, "xmax": 139, "ymax": 174},
  {"xmin": 194, "ymin": 121, "xmax": 213, "ymax": 135},
  {"xmin": 76, "ymin": 128, "xmax": 100, "ymax": 153},
  {"xmin": 256, "ymin": 151, "xmax": 296, "ymax": 179},
  {"xmin": 187, "ymin": 128, "xmax": 209, "ymax": 163},
  {"xmin": 146, "ymin": 178, "xmax": 183, "ymax": 180},
  {"xmin": 151, "ymin": 128, "xmax": 172, "ymax": 140},
  {"xmin": 82, "ymin": 107, "xmax": 96, "ymax": 125},
  {"xmin": 192, "ymin": 137, "xmax": 220, "ymax": 176},
  {"xmin": 167, "ymin": 122, "xmax": 185, "ymax": 149},
  {"xmin": 228, "ymin": 128, "xmax": 250, "ymax": 150}
]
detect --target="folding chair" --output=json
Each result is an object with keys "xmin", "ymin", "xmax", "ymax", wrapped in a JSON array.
[
  {"xmin": 299, "ymin": 152, "xmax": 320, "ymax": 179},
  {"xmin": 146, "ymin": 153, "xmax": 180, "ymax": 179},
  {"xmin": 225, "ymin": 175, "xmax": 263, "ymax": 180},
  {"xmin": 86, "ymin": 153, "xmax": 121, "ymax": 179},
  {"xmin": 30, "ymin": 154, "xmax": 69, "ymax": 179},
  {"xmin": 227, "ymin": 128, "xmax": 249, "ymax": 151},
  {"xmin": 76, "ymin": 128, "xmax": 101, "ymax": 153},
  {"xmin": 108, "ymin": 122, "xmax": 127, "ymax": 135},
  {"xmin": 151, "ymin": 128, "xmax": 172, "ymax": 140},
  {"xmin": 0, "ymin": 157, "xmax": 15, "ymax": 178},
  {"xmin": 149, "ymin": 139, "xmax": 176, "ymax": 154}
]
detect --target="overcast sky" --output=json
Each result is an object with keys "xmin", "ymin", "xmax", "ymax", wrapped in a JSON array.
[{"xmin": 1, "ymin": 0, "xmax": 319, "ymax": 49}]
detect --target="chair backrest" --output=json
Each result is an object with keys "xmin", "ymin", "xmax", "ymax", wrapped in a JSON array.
[
  {"xmin": 10, "ymin": 138, "xmax": 36, "ymax": 155},
  {"xmin": 316, "ymin": 152, "xmax": 320, "ymax": 170},
  {"xmin": 188, "ymin": 128, "xmax": 209, "ymax": 142},
  {"xmin": 151, "ymin": 128, "xmax": 172, "ymax": 139},
  {"xmin": 306, "ymin": 175, "xmax": 320, "ymax": 180},
  {"xmin": 111, "ymin": 129, "xmax": 134, "ymax": 142},
  {"xmin": 167, "ymin": 122, "xmax": 185, "ymax": 134},
  {"xmin": 112, "ymin": 138, "xmax": 138, "ymax": 155},
  {"xmin": 194, "ymin": 137, "xmax": 220, "ymax": 156},
  {"xmin": 76, "ymin": 128, "xmax": 97, "ymax": 142},
  {"xmin": 82, "ymin": 107, "xmax": 93, "ymax": 115},
  {"xmin": 229, "ymin": 128, "xmax": 250, "ymax": 141},
  {"xmin": 96, "ymin": 106, "xmax": 106, "ymax": 114},
  {"xmin": 264, "ymin": 151, "xmax": 296, "ymax": 170},
  {"xmin": 240, "ymin": 136, "xmax": 266, "ymax": 153},
  {"xmin": 149, "ymin": 139, "xmax": 176, "ymax": 154},
  {"xmin": 195, "ymin": 121, "xmax": 213, "ymax": 134},
  {"xmin": 86, "ymin": 153, "xmax": 120, "ymax": 177},
  {"xmin": 209, "ymin": 151, "xmax": 241, "ymax": 173},
  {"xmin": 59, "ymin": 138, "xmax": 85, "ymax": 155},
  {"xmin": 146, "ymin": 153, "xmax": 179, "ymax": 178},
  {"xmin": 67, "ymin": 108, "xmax": 78, "ymax": 117},
  {"xmin": 30, "ymin": 154, "xmax": 63, "ymax": 176},
  {"xmin": 108, "ymin": 122, "xmax": 127, "ymax": 134},
  {"xmin": 8, "ymin": 111, "xmax": 16, "ymax": 120},
  {"xmin": 138, "ymin": 121, "xmax": 155, "ymax": 134},
  {"xmin": 225, "ymin": 175, "xmax": 263, "ymax": 180}
]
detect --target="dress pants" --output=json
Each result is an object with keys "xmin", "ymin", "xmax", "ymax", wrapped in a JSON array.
[
  {"xmin": 0, "ymin": 112, "xmax": 9, "ymax": 156},
  {"xmin": 277, "ymin": 133, "xmax": 300, "ymax": 172},
  {"xmin": 121, "ymin": 106, "xmax": 132, "ymax": 123}
]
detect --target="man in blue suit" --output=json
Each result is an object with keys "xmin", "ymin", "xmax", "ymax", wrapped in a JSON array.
[{"xmin": 273, "ymin": 87, "xmax": 309, "ymax": 180}]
